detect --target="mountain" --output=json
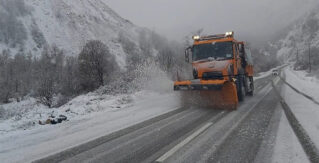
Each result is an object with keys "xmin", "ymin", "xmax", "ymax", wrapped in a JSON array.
[{"xmin": 0, "ymin": 0, "xmax": 148, "ymax": 68}]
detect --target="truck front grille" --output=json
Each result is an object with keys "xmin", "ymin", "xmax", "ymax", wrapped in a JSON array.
[{"xmin": 202, "ymin": 72, "xmax": 224, "ymax": 80}]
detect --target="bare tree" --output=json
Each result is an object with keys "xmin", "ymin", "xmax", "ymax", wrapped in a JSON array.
[
  {"xmin": 62, "ymin": 56, "xmax": 80, "ymax": 96},
  {"xmin": 78, "ymin": 40, "xmax": 118, "ymax": 91},
  {"xmin": 0, "ymin": 49, "xmax": 35, "ymax": 103},
  {"xmin": 36, "ymin": 46, "xmax": 65, "ymax": 107},
  {"xmin": 0, "ymin": 50, "xmax": 13, "ymax": 103}
]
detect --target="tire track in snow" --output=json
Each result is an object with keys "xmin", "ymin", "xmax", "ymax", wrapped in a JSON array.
[{"xmin": 272, "ymin": 80, "xmax": 319, "ymax": 163}]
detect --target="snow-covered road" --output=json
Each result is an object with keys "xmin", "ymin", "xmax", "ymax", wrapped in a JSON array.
[
  {"xmin": 1, "ymin": 66, "xmax": 319, "ymax": 163},
  {"xmin": 0, "ymin": 92, "xmax": 180, "ymax": 163}
]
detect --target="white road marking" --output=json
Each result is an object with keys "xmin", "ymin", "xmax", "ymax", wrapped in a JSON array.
[{"xmin": 156, "ymin": 122, "xmax": 213, "ymax": 162}]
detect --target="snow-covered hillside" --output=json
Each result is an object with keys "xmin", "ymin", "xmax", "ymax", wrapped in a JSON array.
[
  {"xmin": 0, "ymin": 0, "xmax": 148, "ymax": 67},
  {"xmin": 275, "ymin": 5, "xmax": 319, "ymax": 71}
]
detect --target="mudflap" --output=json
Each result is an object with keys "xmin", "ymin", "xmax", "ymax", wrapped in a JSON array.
[{"xmin": 180, "ymin": 82, "xmax": 238, "ymax": 110}]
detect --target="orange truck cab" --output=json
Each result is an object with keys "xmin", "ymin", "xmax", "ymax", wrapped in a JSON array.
[{"xmin": 174, "ymin": 32, "xmax": 254, "ymax": 109}]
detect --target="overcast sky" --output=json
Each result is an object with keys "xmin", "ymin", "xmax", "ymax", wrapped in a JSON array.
[{"xmin": 105, "ymin": 0, "xmax": 318, "ymax": 46}]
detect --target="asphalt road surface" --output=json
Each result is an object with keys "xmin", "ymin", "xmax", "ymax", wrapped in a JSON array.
[{"xmin": 34, "ymin": 72, "xmax": 296, "ymax": 163}]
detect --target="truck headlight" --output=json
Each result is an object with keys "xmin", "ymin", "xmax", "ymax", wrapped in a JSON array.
[
  {"xmin": 192, "ymin": 35, "xmax": 200, "ymax": 40},
  {"xmin": 225, "ymin": 31, "xmax": 234, "ymax": 37}
]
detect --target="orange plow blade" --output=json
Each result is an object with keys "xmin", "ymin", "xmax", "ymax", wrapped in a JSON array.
[{"xmin": 175, "ymin": 80, "xmax": 238, "ymax": 110}]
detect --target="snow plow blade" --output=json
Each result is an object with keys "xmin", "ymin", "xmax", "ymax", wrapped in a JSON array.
[{"xmin": 174, "ymin": 80, "xmax": 238, "ymax": 110}]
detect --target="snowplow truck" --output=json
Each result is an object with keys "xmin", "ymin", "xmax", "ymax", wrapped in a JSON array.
[{"xmin": 174, "ymin": 32, "xmax": 254, "ymax": 110}]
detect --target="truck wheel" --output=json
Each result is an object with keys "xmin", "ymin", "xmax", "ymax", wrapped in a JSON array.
[
  {"xmin": 247, "ymin": 77, "xmax": 254, "ymax": 96},
  {"xmin": 237, "ymin": 76, "xmax": 245, "ymax": 102},
  {"xmin": 244, "ymin": 76, "xmax": 249, "ymax": 94}
]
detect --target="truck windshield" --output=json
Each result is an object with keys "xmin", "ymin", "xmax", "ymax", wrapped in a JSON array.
[{"xmin": 192, "ymin": 42, "xmax": 233, "ymax": 61}]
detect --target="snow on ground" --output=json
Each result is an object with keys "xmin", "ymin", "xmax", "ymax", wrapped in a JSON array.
[
  {"xmin": 0, "ymin": 64, "xmax": 307, "ymax": 163},
  {"xmin": 272, "ymin": 105, "xmax": 309, "ymax": 163},
  {"xmin": 0, "ymin": 97, "xmax": 48, "ymax": 133},
  {"xmin": 285, "ymin": 67, "xmax": 319, "ymax": 101},
  {"xmin": 0, "ymin": 90, "xmax": 180, "ymax": 163},
  {"xmin": 0, "ymin": 92, "xmax": 141, "ymax": 134},
  {"xmin": 0, "ymin": 50, "xmax": 176, "ymax": 162},
  {"xmin": 282, "ymin": 66, "xmax": 319, "ymax": 149},
  {"xmin": 0, "ymin": 63, "xmax": 180, "ymax": 162}
]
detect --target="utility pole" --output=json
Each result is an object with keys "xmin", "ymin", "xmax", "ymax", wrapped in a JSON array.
[
  {"xmin": 308, "ymin": 42, "xmax": 311, "ymax": 73},
  {"xmin": 297, "ymin": 48, "xmax": 299, "ymax": 63},
  {"xmin": 296, "ymin": 46, "xmax": 299, "ymax": 63},
  {"xmin": 293, "ymin": 38, "xmax": 299, "ymax": 63}
]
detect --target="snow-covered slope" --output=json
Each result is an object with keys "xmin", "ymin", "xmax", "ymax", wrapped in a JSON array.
[
  {"xmin": 275, "ymin": 5, "xmax": 319, "ymax": 68},
  {"xmin": 0, "ymin": 0, "xmax": 146, "ymax": 67}
]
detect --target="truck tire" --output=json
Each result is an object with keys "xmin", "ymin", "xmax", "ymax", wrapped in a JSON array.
[
  {"xmin": 237, "ymin": 75, "xmax": 245, "ymax": 102},
  {"xmin": 247, "ymin": 77, "xmax": 254, "ymax": 96},
  {"xmin": 243, "ymin": 75, "xmax": 249, "ymax": 94}
]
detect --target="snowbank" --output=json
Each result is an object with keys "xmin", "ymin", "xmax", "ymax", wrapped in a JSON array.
[
  {"xmin": 0, "ymin": 98, "xmax": 48, "ymax": 133},
  {"xmin": 0, "ymin": 90, "xmax": 180, "ymax": 162},
  {"xmin": 282, "ymin": 67, "xmax": 319, "ymax": 149},
  {"xmin": 0, "ymin": 91, "xmax": 158, "ymax": 134},
  {"xmin": 272, "ymin": 110, "xmax": 308, "ymax": 163},
  {"xmin": 285, "ymin": 67, "xmax": 319, "ymax": 101}
]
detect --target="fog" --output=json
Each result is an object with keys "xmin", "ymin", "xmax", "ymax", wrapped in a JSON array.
[{"xmin": 106, "ymin": 0, "xmax": 318, "ymax": 47}]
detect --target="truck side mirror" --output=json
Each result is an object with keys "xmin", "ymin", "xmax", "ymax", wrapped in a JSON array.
[{"xmin": 185, "ymin": 47, "xmax": 191, "ymax": 63}]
